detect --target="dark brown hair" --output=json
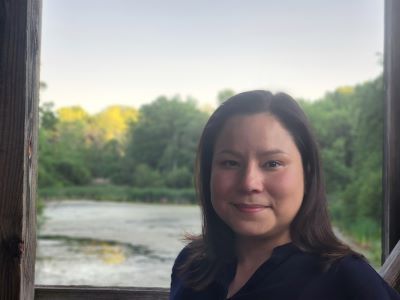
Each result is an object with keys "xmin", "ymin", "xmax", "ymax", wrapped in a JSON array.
[{"xmin": 179, "ymin": 90, "xmax": 361, "ymax": 290}]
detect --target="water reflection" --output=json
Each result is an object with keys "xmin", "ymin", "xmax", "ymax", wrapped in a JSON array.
[
  {"xmin": 35, "ymin": 200, "xmax": 201, "ymax": 287},
  {"xmin": 84, "ymin": 242, "xmax": 126, "ymax": 265}
]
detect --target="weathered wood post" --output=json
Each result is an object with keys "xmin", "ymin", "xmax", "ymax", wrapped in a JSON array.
[
  {"xmin": 383, "ymin": 0, "xmax": 400, "ymax": 261},
  {"xmin": 0, "ymin": 0, "xmax": 42, "ymax": 299}
]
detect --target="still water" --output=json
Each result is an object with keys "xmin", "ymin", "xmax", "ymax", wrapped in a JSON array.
[{"xmin": 35, "ymin": 200, "xmax": 201, "ymax": 287}]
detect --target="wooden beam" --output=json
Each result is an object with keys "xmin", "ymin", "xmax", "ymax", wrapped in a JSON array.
[
  {"xmin": 0, "ymin": 0, "xmax": 41, "ymax": 299},
  {"xmin": 380, "ymin": 240, "xmax": 400, "ymax": 290},
  {"xmin": 383, "ymin": 0, "xmax": 400, "ymax": 260},
  {"xmin": 34, "ymin": 286, "xmax": 169, "ymax": 300}
]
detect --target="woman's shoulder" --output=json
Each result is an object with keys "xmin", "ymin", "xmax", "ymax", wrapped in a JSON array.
[
  {"xmin": 172, "ymin": 246, "xmax": 191, "ymax": 269},
  {"xmin": 170, "ymin": 246, "xmax": 190, "ymax": 300},
  {"xmin": 299, "ymin": 254, "xmax": 400, "ymax": 299},
  {"xmin": 170, "ymin": 243, "xmax": 215, "ymax": 300},
  {"xmin": 332, "ymin": 255, "xmax": 383, "ymax": 285},
  {"xmin": 171, "ymin": 241, "xmax": 204, "ymax": 271},
  {"xmin": 171, "ymin": 245, "xmax": 192, "ymax": 283},
  {"xmin": 327, "ymin": 254, "xmax": 400, "ymax": 299}
]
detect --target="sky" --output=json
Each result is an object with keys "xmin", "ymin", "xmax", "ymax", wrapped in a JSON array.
[{"xmin": 40, "ymin": 0, "xmax": 384, "ymax": 113}]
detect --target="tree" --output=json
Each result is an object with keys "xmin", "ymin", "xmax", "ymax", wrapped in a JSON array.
[
  {"xmin": 217, "ymin": 89, "xmax": 235, "ymax": 105},
  {"xmin": 301, "ymin": 75, "xmax": 383, "ymax": 242},
  {"xmin": 39, "ymin": 102, "xmax": 57, "ymax": 130},
  {"xmin": 124, "ymin": 96, "xmax": 209, "ymax": 187},
  {"xmin": 341, "ymin": 76, "xmax": 383, "ymax": 225},
  {"xmin": 88, "ymin": 105, "xmax": 138, "ymax": 145},
  {"xmin": 38, "ymin": 105, "xmax": 92, "ymax": 186},
  {"xmin": 57, "ymin": 106, "xmax": 89, "ymax": 122},
  {"xmin": 300, "ymin": 86, "xmax": 356, "ymax": 194}
]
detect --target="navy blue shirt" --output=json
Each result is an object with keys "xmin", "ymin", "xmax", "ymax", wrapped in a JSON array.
[{"xmin": 170, "ymin": 243, "xmax": 400, "ymax": 300}]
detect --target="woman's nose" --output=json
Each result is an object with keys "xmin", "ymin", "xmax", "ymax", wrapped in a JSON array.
[{"xmin": 240, "ymin": 164, "xmax": 264, "ymax": 193}]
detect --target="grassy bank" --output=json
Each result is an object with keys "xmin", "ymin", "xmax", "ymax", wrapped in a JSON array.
[
  {"xmin": 39, "ymin": 185, "xmax": 196, "ymax": 204},
  {"xmin": 329, "ymin": 197, "xmax": 381, "ymax": 267},
  {"xmin": 333, "ymin": 221, "xmax": 381, "ymax": 268}
]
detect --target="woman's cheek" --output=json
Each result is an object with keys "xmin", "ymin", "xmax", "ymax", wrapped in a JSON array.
[
  {"xmin": 211, "ymin": 170, "xmax": 237, "ymax": 200},
  {"xmin": 268, "ymin": 167, "xmax": 304, "ymax": 198},
  {"xmin": 210, "ymin": 170, "xmax": 224, "ymax": 198}
]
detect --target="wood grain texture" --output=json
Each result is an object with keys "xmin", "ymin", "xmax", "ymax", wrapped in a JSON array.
[
  {"xmin": 380, "ymin": 240, "xmax": 400, "ymax": 290},
  {"xmin": 383, "ymin": 0, "xmax": 400, "ymax": 260},
  {"xmin": 0, "ymin": 0, "xmax": 41, "ymax": 299},
  {"xmin": 34, "ymin": 286, "xmax": 169, "ymax": 300}
]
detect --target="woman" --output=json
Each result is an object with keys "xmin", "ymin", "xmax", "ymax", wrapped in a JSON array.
[{"xmin": 169, "ymin": 90, "xmax": 400, "ymax": 299}]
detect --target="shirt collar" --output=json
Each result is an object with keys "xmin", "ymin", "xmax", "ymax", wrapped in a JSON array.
[{"xmin": 215, "ymin": 242, "xmax": 300, "ymax": 289}]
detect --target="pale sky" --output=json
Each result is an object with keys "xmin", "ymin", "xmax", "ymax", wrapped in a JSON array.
[{"xmin": 40, "ymin": 0, "xmax": 384, "ymax": 113}]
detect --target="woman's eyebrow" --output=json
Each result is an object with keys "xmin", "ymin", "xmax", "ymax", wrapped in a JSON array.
[
  {"xmin": 215, "ymin": 149, "xmax": 241, "ymax": 156},
  {"xmin": 258, "ymin": 149, "xmax": 289, "ymax": 156},
  {"xmin": 215, "ymin": 149, "xmax": 289, "ymax": 156}
]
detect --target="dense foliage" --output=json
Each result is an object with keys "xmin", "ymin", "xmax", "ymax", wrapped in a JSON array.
[
  {"xmin": 300, "ymin": 76, "xmax": 383, "ymax": 255},
  {"xmin": 38, "ymin": 78, "xmax": 383, "ymax": 257},
  {"xmin": 38, "ymin": 96, "xmax": 208, "ymax": 193}
]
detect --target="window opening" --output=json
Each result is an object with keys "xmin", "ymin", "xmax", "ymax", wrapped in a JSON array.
[{"xmin": 35, "ymin": 0, "xmax": 385, "ymax": 288}]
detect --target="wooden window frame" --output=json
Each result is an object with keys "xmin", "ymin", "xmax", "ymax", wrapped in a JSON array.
[
  {"xmin": 0, "ymin": 0, "xmax": 399, "ymax": 298},
  {"xmin": 380, "ymin": 0, "xmax": 400, "ymax": 290}
]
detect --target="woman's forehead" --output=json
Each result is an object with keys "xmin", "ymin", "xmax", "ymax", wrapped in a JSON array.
[{"xmin": 214, "ymin": 113, "xmax": 297, "ymax": 153}]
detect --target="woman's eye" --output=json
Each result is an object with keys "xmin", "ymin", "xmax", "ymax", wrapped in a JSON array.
[
  {"xmin": 221, "ymin": 160, "xmax": 239, "ymax": 168},
  {"xmin": 263, "ymin": 160, "xmax": 282, "ymax": 169}
]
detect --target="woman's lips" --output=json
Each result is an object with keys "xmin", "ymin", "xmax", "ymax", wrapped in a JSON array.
[{"xmin": 233, "ymin": 203, "xmax": 271, "ymax": 213}]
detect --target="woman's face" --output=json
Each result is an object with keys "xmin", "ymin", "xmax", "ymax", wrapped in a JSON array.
[{"xmin": 210, "ymin": 113, "xmax": 304, "ymax": 244}]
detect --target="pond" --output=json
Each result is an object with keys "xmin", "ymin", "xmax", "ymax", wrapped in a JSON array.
[{"xmin": 35, "ymin": 200, "xmax": 201, "ymax": 287}]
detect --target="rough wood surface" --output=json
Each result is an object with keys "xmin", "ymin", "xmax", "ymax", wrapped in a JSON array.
[
  {"xmin": 383, "ymin": 0, "xmax": 400, "ymax": 260},
  {"xmin": 380, "ymin": 240, "xmax": 400, "ymax": 290},
  {"xmin": 0, "ymin": 0, "xmax": 41, "ymax": 299},
  {"xmin": 34, "ymin": 286, "xmax": 169, "ymax": 300}
]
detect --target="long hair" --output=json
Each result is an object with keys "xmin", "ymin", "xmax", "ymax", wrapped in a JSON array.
[{"xmin": 178, "ymin": 90, "xmax": 361, "ymax": 290}]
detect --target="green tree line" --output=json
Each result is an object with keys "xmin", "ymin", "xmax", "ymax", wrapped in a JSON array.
[{"xmin": 39, "ymin": 96, "xmax": 209, "ymax": 191}]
